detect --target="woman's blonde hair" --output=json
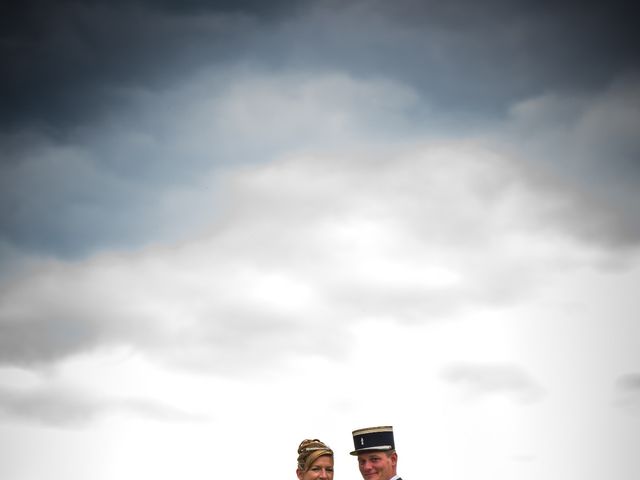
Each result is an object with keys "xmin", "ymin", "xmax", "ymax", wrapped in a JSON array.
[{"xmin": 297, "ymin": 438, "xmax": 333, "ymax": 471}]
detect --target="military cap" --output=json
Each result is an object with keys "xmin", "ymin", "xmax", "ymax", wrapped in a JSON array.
[{"xmin": 350, "ymin": 426, "xmax": 395, "ymax": 455}]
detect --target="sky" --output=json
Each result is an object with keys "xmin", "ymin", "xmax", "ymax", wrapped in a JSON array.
[{"xmin": 1, "ymin": 0, "xmax": 639, "ymax": 479}]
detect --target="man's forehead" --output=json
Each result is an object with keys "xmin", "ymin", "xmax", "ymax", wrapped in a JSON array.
[{"xmin": 357, "ymin": 451, "xmax": 387, "ymax": 459}]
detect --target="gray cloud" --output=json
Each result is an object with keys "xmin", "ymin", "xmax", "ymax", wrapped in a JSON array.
[
  {"xmin": 496, "ymin": 75, "xmax": 640, "ymax": 249},
  {"xmin": 0, "ymin": 70, "xmax": 421, "ymax": 259},
  {"xmin": 6, "ymin": 66, "xmax": 638, "ymax": 266},
  {"xmin": 614, "ymin": 373, "xmax": 640, "ymax": 415},
  {"xmin": 0, "ymin": 384, "xmax": 204, "ymax": 427},
  {"xmin": 617, "ymin": 373, "xmax": 640, "ymax": 391},
  {"xmin": 442, "ymin": 362, "xmax": 546, "ymax": 404}
]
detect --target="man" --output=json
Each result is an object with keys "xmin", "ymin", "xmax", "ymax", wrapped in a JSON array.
[{"xmin": 350, "ymin": 426, "xmax": 402, "ymax": 480}]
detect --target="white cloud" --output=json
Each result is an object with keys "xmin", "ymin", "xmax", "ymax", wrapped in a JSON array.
[{"xmin": 0, "ymin": 137, "xmax": 615, "ymax": 375}]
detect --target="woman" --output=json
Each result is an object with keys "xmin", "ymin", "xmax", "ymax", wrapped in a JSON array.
[{"xmin": 296, "ymin": 438, "xmax": 334, "ymax": 480}]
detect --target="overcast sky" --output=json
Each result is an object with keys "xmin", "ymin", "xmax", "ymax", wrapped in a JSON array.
[{"xmin": 1, "ymin": 1, "xmax": 639, "ymax": 479}]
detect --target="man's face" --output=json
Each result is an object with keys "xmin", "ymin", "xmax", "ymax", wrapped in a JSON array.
[{"xmin": 357, "ymin": 451, "xmax": 397, "ymax": 480}]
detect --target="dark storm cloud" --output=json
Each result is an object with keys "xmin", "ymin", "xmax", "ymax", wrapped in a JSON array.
[
  {"xmin": 2, "ymin": 0, "xmax": 639, "ymax": 260},
  {"xmin": 0, "ymin": 384, "xmax": 203, "ymax": 427},
  {"xmin": 198, "ymin": 0, "xmax": 640, "ymax": 122},
  {"xmin": 304, "ymin": 0, "xmax": 639, "ymax": 117},
  {"xmin": 370, "ymin": 0, "xmax": 639, "ymax": 85},
  {"xmin": 2, "ymin": 0, "xmax": 638, "ymax": 132},
  {"xmin": 0, "ymin": 0, "xmax": 313, "ymax": 259},
  {"xmin": 442, "ymin": 362, "xmax": 546, "ymax": 404},
  {"xmin": 1, "ymin": 0, "xmax": 278, "ymax": 131}
]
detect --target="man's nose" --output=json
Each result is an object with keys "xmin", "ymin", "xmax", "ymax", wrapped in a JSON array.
[{"xmin": 361, "ymin": 462, "xmax": 373, "ymax": 471}]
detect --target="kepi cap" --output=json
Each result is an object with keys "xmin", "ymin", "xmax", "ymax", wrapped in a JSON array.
[{"xmin": 350, "ymin": 426, "xmax": 395, "ymax": 455}]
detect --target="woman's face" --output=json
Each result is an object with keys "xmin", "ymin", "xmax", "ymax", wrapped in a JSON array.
[{"xmin": 297, "ymin": 455, "xmax": 334, "ymax": 480}]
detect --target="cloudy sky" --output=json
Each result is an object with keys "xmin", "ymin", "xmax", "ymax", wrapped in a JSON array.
[{"xmin": 1, "ymin": 1, "xmax": 639, "ymax": 479}]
